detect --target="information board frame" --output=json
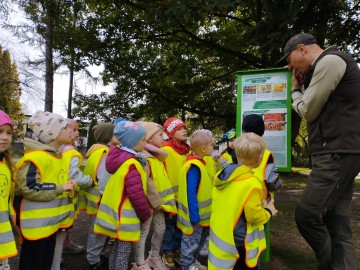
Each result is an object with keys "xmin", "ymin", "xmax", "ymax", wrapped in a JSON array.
[{"xmin": 236, "ymin": 67, "xmax": 292, "ymax": 172}]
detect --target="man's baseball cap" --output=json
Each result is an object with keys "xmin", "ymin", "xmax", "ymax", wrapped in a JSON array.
[{"xmin": 276, "ymin": 33, "xmax": 317, "ymax": 64}]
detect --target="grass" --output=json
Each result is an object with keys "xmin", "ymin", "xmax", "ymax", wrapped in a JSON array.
[{"xmin": 261, "ymin": 200, "xmax": 317, "ymax": 270}]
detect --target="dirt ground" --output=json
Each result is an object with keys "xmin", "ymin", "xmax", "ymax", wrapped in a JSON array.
[{"xmin": 9, "ymin": 172, "xmax": 360, "ymax": 269}]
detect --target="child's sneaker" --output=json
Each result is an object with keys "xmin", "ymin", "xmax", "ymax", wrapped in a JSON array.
[
  {"xmin": 131, "ymin": 262, "xmax": 152, "ymax": 270},
  {"xmin": 188, "ymin": 264, "xmax": 200, "ymax": 270},
  {"xmin": 146, "ymin": 252, "xmax": 168, "ymax": 270},
  {"xmin": 161, "ymin": 252, "xmax": 175, "ymax": 269},
  {"xmin": 194, "ymin": 260, "xmax": 207, "ymax": 270}
]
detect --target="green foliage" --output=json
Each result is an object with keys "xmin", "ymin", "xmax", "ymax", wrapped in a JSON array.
[
  {"xmin": 72, "ymin": 90, "xmax": 133, "ymax": 122},
  {"xmin": 68, "ymin": 0, "xmax": 359, "ymax": 132},
  {"xmin": 0, "ymin": 45, "xmax": 24, "ymax": 140},
  {"xmin": 9, "ymin": 0, "xmax": 360, "ymax": 134}
]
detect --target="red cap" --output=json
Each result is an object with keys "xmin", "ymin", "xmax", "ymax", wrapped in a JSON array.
[
  {"xmin": 0, "ymin": 110, "xmax": 13, "ymax": 131},
  {"xmin": 163, "ymin": 117, "xmax": 186, "ymax": 138}
]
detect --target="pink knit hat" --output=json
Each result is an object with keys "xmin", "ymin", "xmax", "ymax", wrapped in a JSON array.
[{"xmin": 0, "ymin": 110, "xmax": 13, "ymax": 131}]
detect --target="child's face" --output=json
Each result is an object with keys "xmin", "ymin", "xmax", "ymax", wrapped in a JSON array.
[
  {"xmin": 56, "ymin": 124, "xmax": 72, "ymax": 145},
  {"xmin": 228, "ymin": 138, "xmax": 236, "ymax": 149},
  {"xmin": 0, "ymin": 124, "xmax": 12, "ymax": 153},
  {"xmin": 148, "ymin": 129, "xmax": 163, "ymax": 148},
  {"xmin": 132, "ymin": 135, "xmax": 146, "ymax": 152},
  {"xmin": 70, "ymin": 122, "xmax": 80, "ymax": 142},
  {"xmin": 172, "ymin": 127, "xmax": 187, "ymax": 142},
  {"xmin": 203, "ymin": 141, "xmax": 214, "ymax": 157}
]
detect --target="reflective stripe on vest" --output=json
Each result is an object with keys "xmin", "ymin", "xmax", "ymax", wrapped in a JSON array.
[
  {"xmin": 62, "ymin": 149, "xmax": 84, "ymax": 217},
  {"xmin": 208, "ymin": 228, "xmax": 238, "ymax": 270},
  {"xmin": 177, "ymin": 159, "xmax": 212, "ymax": 235},
  {"xmin": 0, "ymin": 162, "xmax": 17, "ymax": 259},
  {"xmin": 161, "ymin": 146, "xmax": 188, "ymax": 200},
  {"xmin": 16, "ymin": 151, "xmax": 74, "ymax": 240},
  {"xmin": 94, "ymin": 158, "xmax": 147, "ymax": 241},
  {"xmin": 208, "ymin": 165, "xmax": 266, "ymax": 269},
  {"xmin": 147, "ymin": 157, "xmax": 177, "ymax": 214},
  {"xmin": 245, "ymin": 224, "xmax": 266, "ymax": 265},
  {"xmin": 83, "ymin": 147, "xmax": 108, "ymax": 215},
  {"xmin": 252, "ymin": 149, "xmax": 272, "ymax": 201}
]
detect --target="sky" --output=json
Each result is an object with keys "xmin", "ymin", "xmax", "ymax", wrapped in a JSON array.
[{"xmin": 0, "ymin": 6, "xmax": 113, "ymax": 118}]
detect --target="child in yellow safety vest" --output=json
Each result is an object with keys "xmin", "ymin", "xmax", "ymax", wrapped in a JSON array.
[
  {"xmin": 84, "ymin": 123, "xmax": 119, "ymax": 270},
  {"xmin": 220, "ymin": 128, "xmax": 238, "ymax": 165},
  {"xmin": 161, "ymin": 117, "xmax": 190, "ymax": 268},
  {"xmin": 51, "ymin": 119, "xmax": 93, "ymax": 270},
  {"xmin": 130, "ymin": 121, "xmax": 177, "ymax": 270},
  {"xmin": 177, "ymin": 130, "xmax": 214, "ymax": 270},
  {"xmin": 15, "ymin": 111, "xmax": 76, "ymax": 270},
  {"xmin": 209, "ymin": 133, "xmax": 278, "ymax": 270},
  {"xmin": 0, "ymin": 110, "xmax": 20, "ymax": 270},
  {"xmin": 94, "ymin": 121, "xmax": 152, "ymax": 270}
]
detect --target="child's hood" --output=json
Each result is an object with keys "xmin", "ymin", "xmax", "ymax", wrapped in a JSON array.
[
  {"xmin": 106, "ymin": 145, "xmax": 136, "ymax": 174},
  {"xmin": 213, "ymin": 164, "xmax": 254, "ymax": 190},
  {"xmin": 23, "ymin": 137, "xmax": 62, "ymax": 157},
  {"xmin": 86, "ymin": 143, "xmax": 108, "ymax": 157}
]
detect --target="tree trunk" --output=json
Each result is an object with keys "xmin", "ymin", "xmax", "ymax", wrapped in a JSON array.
[
  {"xmin": 67, "ymin": 67, "xmax": 74, "ymax": 118},
  {"xmin": 44, "ymin": 4, "xmax": 54, "ymax": 112}
]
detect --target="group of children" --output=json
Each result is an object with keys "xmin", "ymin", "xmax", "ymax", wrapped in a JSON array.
[{"xmin": 0, "ymin": 109, "xmax": 278, "ymax": 270}]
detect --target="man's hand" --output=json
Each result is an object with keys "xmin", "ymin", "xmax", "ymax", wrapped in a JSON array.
[{"xmin": 291, "ymin": 69, "xmax": 304, "ymax": 89}]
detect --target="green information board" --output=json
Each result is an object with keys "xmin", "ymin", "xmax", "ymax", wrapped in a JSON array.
[{"xmin": 237, "ymin": 68, "xmax": 292, "ymax": 172}]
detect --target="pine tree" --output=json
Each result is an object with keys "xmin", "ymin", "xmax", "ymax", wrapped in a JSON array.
[{"xmin": 0, "ymin": 45, "xmax": 24, "ymax": 140}]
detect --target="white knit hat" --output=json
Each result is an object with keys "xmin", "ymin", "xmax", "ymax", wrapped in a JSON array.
[{"xmin": 29, "ymin": 111, "xmax": 68, "ymax": 144}]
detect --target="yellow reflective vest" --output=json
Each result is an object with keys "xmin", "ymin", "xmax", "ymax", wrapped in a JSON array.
[
  {"xmin": 94, "ymin": 158, "xmax": 147, "ymax": 241},
  {"xmin": 252, "ymin": 149, "xmax": 272, "ymax": 201},
  {"xmin": 221, "ymin": 152, "xmax": 233, "ymax": 164},
  {"xmin": 62, "ymin": 148, "xmax": 84, "ymax": 216},
  {"xmin": 0, "ymin": 162, "xmax": 18, "ymax": 259},
  {"xmin": 83, "ymin": 147, "xmax": 108, "ymax": 215},
  {"xmin": 161, "ymin": 146, "xmax": 188, "ymax": 200},
  {"xmin": 147, "ymin": 157, "xmax": 177, "ymax": 214},
  {"xmin": 204, "ymin": 156, "xmax": 222, "ymax": 182},
  {"xmin": 16, "ymin": 150, "xmax": 74, "ymax": 240},
  {"xmin": 177, "ymin": 159, "xmax": 212, "ymax": 235},
  {"xmin": 208, "ymin": 166, "xmax": 266, "ymax": 269}
]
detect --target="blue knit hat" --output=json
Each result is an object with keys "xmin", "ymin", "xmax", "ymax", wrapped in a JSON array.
[{"xmin": 114, "ymin": 121, "xmax": 146, "ymax": 149}]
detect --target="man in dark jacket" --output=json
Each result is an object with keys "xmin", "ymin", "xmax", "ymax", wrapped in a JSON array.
[{"xmin": 278, "ymin": 33, "xmax": 360, "ymax": 270}]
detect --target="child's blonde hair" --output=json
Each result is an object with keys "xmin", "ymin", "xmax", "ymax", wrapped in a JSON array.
[
  {"xmin": 190, "ymin": 131, "xmax": 212, "ymax": 154},
  {"xmin": 235, "ymin": 132, "xmax": 265, "ymax": 166}
]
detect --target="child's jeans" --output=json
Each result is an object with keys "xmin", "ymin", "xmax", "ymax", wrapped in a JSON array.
[
  {"xmin": 161, "ymin": 215, "xmax": 182, "ymax": 252},
  {"xmin": 87, "ymin": 215, "xmax": 108, "ymax": 265},
  {"xmin": 180, "ymin": 223, "xmax": 208, "ymax": 269}
]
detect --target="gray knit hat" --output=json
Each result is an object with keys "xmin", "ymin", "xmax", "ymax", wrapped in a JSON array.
[{"xmin": 93, "ymin": 123, "xmax": 115, "ymax": 144}]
